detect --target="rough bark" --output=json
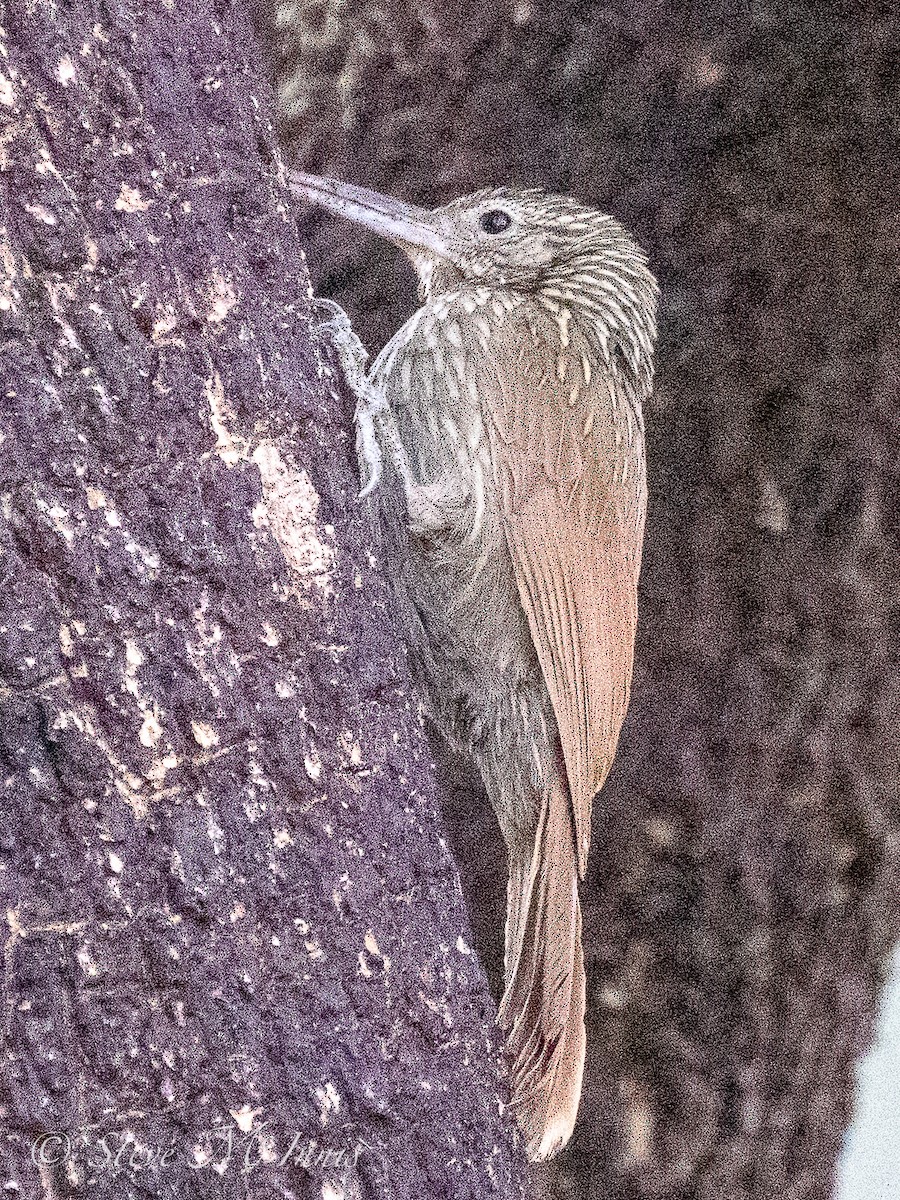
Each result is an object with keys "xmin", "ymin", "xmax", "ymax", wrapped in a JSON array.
[
  {"xmin": 275, "ymin": 3, "xmax": 899, "ymax": 1197},
  {"xmin": 0, "ymin": 4, "xmax": 526, "ymax": 1198}
]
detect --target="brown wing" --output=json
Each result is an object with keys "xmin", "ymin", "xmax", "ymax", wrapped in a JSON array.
[{"xmin": 477, "ymin": 306, "xmax": 647, "ymax": 877}]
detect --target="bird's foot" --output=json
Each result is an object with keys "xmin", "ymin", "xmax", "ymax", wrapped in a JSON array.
[
  {"xmin": 311, "ymin": 297, "xmax": 368, "ymax": 384},
  {"xmin": 311, "ymin": 297, "xmax": 387, "ymax": 497},
  {"xmin": 311, "ymin": 297, "xmax": 448, "ymax": 526}
]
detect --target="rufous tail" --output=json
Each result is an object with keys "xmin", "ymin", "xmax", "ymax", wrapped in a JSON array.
[{"xmin": 498, "ymin": 772, "xmax": 586, "ymax": 1161}]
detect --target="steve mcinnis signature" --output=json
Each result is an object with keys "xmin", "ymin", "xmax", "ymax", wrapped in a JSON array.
[{"xmin": 28, "ymin": 1125, "xmax": 377, "ymax": 1178}]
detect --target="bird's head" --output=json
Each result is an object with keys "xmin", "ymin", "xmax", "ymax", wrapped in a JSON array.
[
  {"xmin": 290, "ymin": 172, "xmax": 657, "ymax": 387},
  {"xmin": 290, "ymin": 172, "xmax": 653, "ymax": 302}
]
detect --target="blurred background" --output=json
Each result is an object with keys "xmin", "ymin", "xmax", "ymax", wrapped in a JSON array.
[{"xmin": 270, "ymin": 2, "xmax": 898, "ymax": 1195}]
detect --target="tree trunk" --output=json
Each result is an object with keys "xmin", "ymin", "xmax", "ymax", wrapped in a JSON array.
[
  {"xmin": 0, "ymin": 4, "xmax": 525, "ymax": 1197},
  {"xmin": 275, "ymin": 3, "xmax": 900, "ymax": 1197}
]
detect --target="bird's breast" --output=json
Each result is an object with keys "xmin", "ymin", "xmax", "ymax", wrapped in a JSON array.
[
  {"xmin": 371, "ymin": 289, "xmax": 645, "ymax": 549},
  {"xmin": 376, "ymin": 297, "xmax": 510, "ymax": 540}
]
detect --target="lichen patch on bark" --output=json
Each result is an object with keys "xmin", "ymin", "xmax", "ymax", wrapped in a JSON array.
[{"xmin": 205, "ymin": 372, "xmax": 336, "ymax": 597}]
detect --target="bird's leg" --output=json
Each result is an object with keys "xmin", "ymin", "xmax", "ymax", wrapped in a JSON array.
[
  {"xmin": 311, "ymin": 298, "xmax": 446, "ymax": 530},
  {"xmin": 312, "ymin": 298, "xmax": 386, "ymax": 497}
]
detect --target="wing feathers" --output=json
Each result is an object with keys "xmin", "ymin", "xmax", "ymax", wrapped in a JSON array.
[{"xmin": 481, "ymin": 311, "xmax": 646, "ymax": 876}]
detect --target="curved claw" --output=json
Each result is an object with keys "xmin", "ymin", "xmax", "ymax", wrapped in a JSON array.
[
  {"xmin": 311, "ymin": 297, "xmax": 342, "ymax": 314},
  {"xmin": 310, "ymin": 297, "xmax": 348, "ymax": 323},
  {"xmin": 357, "ymin": 470, "xmax": 381, "ymax": 501}
]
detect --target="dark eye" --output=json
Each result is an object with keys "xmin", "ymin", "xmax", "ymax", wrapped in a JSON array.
[{"xmin": 479, "ymin": 209, "xmax": 512, "ymax": 234}]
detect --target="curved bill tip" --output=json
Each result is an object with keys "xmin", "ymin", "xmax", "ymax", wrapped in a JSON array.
[{"xmin": 288, "ymin": 170, "xmax": 449, "ymax": 260}]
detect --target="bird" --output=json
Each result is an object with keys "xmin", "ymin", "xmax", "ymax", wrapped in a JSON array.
[{"xmin": 290, "ymin": 170, "xmax": 657, "ymax": 1161}]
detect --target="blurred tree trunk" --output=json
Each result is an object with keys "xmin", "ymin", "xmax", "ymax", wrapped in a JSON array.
[
  {"xmin": 275, "ymin": 2, "xmax": 900, "ymax": 1197},
  {"xmin": 0, "ymin": 4, "xmax": 525, "ymax": 1198}
]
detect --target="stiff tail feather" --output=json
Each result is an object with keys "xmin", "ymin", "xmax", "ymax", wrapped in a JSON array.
[{"xmin": 498, "ymin": 773, "xmax": 587, "ymax": 1161}]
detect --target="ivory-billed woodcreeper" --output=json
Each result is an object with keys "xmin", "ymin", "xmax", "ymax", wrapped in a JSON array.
[{"xmin": 290, "ymin": 171, "xmax": 657, "ymax": 1161}]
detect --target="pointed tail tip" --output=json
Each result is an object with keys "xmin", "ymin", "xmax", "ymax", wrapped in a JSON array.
[
  {"xmin": 506, "ymin": 927, "xmax": 587, "ymax": 1162},
  {"xmin": 511, "ymin": 1048, "xmax": 584, "ymax": 1162},
  {"xmin": 534, "ymin": 1123, "xmax": 573, "ymax": 1164},
  {"xmin": 523, "ymin": 1104, "xmax": 577, "ymax": 1162}
]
